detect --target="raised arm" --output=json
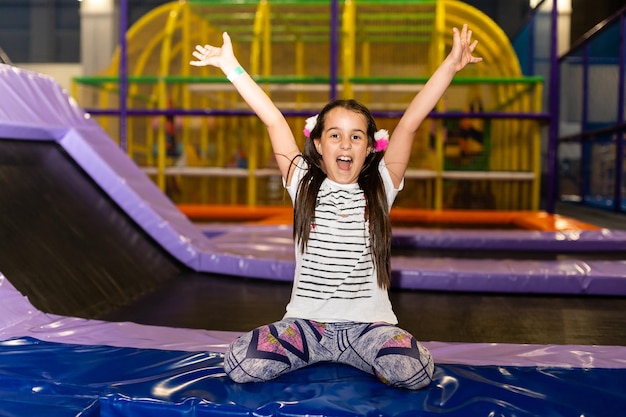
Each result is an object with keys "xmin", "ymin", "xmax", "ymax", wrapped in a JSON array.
[
  {"xmin": 190, "ymin": 32, "xmax": 301, "ymax": 182},
  {"xmin": 384, "ymin": 24, "xmax": 483, "ymax": 187}
]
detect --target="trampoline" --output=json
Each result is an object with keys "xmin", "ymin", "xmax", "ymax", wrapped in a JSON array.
[{"xmin": 1, "ymin": 63, "xmax": 626, "ymax": 416}]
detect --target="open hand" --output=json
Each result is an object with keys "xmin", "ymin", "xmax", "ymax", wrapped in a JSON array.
[
  {"xmin": 449, "ymin": 24, "xmax": 483, "ymax": 72},
  {"xmin": 190, "ymin": 32, "xmax": 237, "ymax": 69}
]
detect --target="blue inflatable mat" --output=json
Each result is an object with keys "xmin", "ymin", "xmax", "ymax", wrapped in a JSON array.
[{"xmin": 1, "ymin": 337, "xmax": 624, "ymax": 417}]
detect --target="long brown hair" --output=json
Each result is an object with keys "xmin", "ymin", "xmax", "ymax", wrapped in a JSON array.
[{"xmin": 292, "ymin": 99, "xmax": 392, "ymax": 289}]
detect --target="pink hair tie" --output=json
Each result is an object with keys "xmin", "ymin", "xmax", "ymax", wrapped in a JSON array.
[
  {"xmin": 374, "ymin": 129, "xmax": 389, "ymax": 152},
  {"xmin": 303, "ymin": 114, "xmax": 318, "ymax": 138}
]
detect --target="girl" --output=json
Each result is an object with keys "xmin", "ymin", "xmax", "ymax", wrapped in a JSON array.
[{"xmin": 190, "ymin": 24, "xmax": 482, "ymax": 390}]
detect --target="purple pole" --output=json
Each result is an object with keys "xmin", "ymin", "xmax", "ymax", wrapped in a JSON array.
[
  {"xmin": 528, "ymin": 12, "xmax": 535, "ymax": 75},
  {"xmin": 119, "ymin": 0, "xmax": 128, "ymax": 151},
  {"xmin": 329, "ymin": 0, "xmax": 338, "ymax": 101},
  {"xmin": 545, "ymin": 0, "xmax": 559, "ymax": 214},
  {"xmin": 580, "ymin": 44, "xmax": 590, "ymax": 201},
  {"xmin": 614, "ymin": 14, "xmax": 625, "ymax": 212}
]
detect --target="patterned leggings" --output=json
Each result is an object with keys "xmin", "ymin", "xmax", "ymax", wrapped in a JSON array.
[{"xmin": 224, "ymin": 319, "xmax": 434, "ymax": 390}]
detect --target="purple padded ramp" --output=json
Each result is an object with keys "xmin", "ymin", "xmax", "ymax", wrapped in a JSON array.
[
  {"xmin": 0, "ymin": 64, "xmax": 206, "ymax": 268},
  {"xmin": 201, "ymin": 222, "xmax": 626, "ymax": 252},
  {"xmin": 199, "ymin": 224, "xmax": 626, "ymax": 294},
  {"xmin": 1, "ymin": 64, "xmax": 625, "ymax": 295},
  {"xmin": 392, "ymin": 227, "xmax": 626, "ymax": 252},
  {"xmin": 0, "ymin": 274, "xmax": 237, "ymax": 353}
]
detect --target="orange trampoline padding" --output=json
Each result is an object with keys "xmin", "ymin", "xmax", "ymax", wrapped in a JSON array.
[
  {"xmin": 389, "ymin": 209, "xmax": 601, "ymax": 232},
  {"xmin": 178, "ymin": 204, "xmax": 601, "ymax": 232},
  {"xmin": 178, "ymin": 204, "xmax": 293, "ymax": 225}
]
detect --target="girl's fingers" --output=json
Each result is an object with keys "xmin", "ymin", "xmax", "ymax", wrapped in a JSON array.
[{"xmin": 190, "ymin": 33, "xmax": 230, "ymax": 66}]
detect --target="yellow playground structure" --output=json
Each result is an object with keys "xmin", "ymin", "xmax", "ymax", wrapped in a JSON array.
[{"xmin": 73, "ymin": 0, "xmax": 544, "ymax": 211}]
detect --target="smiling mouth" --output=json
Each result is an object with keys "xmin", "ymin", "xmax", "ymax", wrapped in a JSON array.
[{"xmin": 337, "ymin": 156, "xmax": 352, "ymax": 171}]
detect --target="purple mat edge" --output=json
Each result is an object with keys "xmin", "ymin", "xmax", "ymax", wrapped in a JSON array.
[{"xmin": 1, "ymin": 274, "xmax": 625, "ymax": 369}]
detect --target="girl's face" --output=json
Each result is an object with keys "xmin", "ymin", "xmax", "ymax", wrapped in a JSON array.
[{"xmin": 314, "ymin": 107, "xmax": 372, "ymax": 184}]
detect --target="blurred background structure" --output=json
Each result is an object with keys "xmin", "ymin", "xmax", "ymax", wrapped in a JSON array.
[{"xmin": 1, "ymin": 0, "xmax": 625, "ymax": 218}]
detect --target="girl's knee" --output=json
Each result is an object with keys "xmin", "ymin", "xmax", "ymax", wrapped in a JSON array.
[
  {"xmin": 223, "ymin": 336, "xmax": 252, "ymax": 381},
  {"xmin": 225, "ymin": 350, "xmax": 289, "ymax": 383},
  {"xmin": 223, "ymin": 323, "xmax": 298, "ymax": 383},
  {"xmin": 373, "ymin": 337, "xmax": 435, "ymax": 390}
]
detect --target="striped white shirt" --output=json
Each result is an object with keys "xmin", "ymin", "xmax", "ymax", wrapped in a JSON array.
[{"xmin": 284, "ymin": 157, "xmax": 402, "ymax": 324}]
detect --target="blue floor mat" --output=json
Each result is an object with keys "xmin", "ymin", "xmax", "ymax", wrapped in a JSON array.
[{"xmin": 1, "ymin": 337, "xmax": 624, "ymax": 417}]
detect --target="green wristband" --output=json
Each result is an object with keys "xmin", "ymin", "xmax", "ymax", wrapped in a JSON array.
[{"xmin": 226, "ymin": 66, "xmax": 245, "ymax": 82}]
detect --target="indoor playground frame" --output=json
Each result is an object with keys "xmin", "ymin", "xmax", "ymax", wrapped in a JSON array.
[{"xmin": 73, "ymin": 0, "xmax": 551, "ymax": 226}]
